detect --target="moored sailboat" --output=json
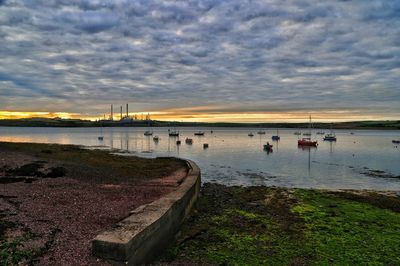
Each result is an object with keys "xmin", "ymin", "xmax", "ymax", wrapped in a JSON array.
[
  {"xmin": 272, "ymin": 129, "xmax": 280, "ymax": 141},
  {"xmin": 263, "ymin": 142, "xmax": 273, "ymax": 152},
  {"xmin": 144, "ymin": 130, "xmax": 153, "ymax": 136},
  {"xmin": 298, "ymin": 116, "xmax": 318, "ymax": 147},
  {"xmin": 323, "ymin": 124, "xmax": 337, "ymax": 141},
  {"xmin": 169, "ymin": 131, "xmax": 179, "ymax": 137},
  {"xmin": 169, "ymin": 129, "xmax": 179, "ymax": 136}
]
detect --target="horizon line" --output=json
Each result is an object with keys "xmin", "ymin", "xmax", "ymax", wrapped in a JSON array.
[{"xmin": 0, "ymin": 111, "xmax": 399, "ymax": 124}]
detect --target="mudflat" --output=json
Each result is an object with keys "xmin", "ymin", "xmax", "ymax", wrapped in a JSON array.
[{"xmin": 0, "ymin": 142, "xmax": 187, "ymax": 265}]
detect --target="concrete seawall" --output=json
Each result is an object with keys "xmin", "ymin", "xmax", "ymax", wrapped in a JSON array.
[{"xmin": 92, "ymin": 160, "xmax": 201, "ymax": 265}]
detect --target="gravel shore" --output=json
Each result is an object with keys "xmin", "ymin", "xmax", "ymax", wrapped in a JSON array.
[{"xmin": 0, "ymin": 142, "xmax": 187, "ymax": 265}]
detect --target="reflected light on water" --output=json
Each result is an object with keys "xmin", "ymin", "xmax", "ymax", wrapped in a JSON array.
[{"xmin": 0, "ymin": 126, "xmax": 399, "ymax": 191}]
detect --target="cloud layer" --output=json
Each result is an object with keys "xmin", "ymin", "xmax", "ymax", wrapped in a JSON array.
[{"xmin": 0, "ymin": 0, "xmax": 399, "ymax": 120}]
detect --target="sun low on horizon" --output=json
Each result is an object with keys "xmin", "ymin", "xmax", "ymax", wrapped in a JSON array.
[{"xmin": 1, "ymin": 0, "xmax": 399, "ymax": 123}]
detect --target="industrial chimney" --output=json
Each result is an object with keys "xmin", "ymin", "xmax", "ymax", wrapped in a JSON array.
[
  {"xmin": 126, "ymin": 103, "xmax": 128, "ymax": 117},
  {"xmin": 120, "ymin": 106, "xmax": 123, "ymax": 120},
  {"xmin": 111, "ymin": 104, "xmax": 113, "ymax": 121}
]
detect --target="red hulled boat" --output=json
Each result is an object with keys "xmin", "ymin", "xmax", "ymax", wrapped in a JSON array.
[
  {"xmin": 297, "ymin": 116, "xmax": 318, "ymax": 147},
  {"xmin": 298, "ymin": 138, "xmax": 318, "ymax": 147}
]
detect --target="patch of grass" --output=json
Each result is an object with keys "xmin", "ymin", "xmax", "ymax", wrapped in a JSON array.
[
  {"xmin": 0, "ymin": 233, "xmax": 36, "ymax": 266},
  {"xmin": 292, "ymin": 190, "xmax": 400, "ymax": 265},
  {"xmin": 0, "ymin": 221, "xmax": 15, "ymax": 240}
]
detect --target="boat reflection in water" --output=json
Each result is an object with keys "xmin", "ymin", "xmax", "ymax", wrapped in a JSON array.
[
  {"xmin": 1, "ymin": 127, "xmax": 400, "ymax": 191},
  {"xmin": 298, "ymin": 145, "xmax": 317, "ymax": 177}
]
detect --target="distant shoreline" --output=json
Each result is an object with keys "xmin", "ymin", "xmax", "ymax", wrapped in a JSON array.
[{"xmin": 0, "ymin": 118, "xmax": 399, "ymax": 130}]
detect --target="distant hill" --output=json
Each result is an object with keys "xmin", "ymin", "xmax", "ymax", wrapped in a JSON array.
[{"xmin": 0, "ymin": 118, "xmax": 399, "ymax": 129}]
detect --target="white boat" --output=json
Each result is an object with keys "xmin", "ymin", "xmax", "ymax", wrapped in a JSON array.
[
  {"xmin": 323, "ymin": 133, "xmax": 337, "ymax": 141},
  {"xmin": 169, "ymin": 131, "xmax": 179, "ymax": 137},
  {"xmin": 323, "ymin": 125, "xmax": 337, "ymax": 141},
  {"xmin": 144, "ymin": 130, "xmax": 153, "ymax": 136}
]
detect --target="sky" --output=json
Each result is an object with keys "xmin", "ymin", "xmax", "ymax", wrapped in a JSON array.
[{"xmin": 0, "ymin": 0, "xmax": 399, "ymax": 122}]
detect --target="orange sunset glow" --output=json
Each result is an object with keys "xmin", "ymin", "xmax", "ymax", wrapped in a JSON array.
[{"xmin": 1, "ymin": 110, "xmax": 398, "ymax": 123}]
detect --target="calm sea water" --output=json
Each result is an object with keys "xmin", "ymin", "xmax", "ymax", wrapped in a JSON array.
[{"xmin": 1, "ymin": 126, "xmax": 399, "ymax": 191}]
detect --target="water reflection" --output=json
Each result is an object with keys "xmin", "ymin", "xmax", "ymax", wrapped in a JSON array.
[
  {"xmin": 298, "ymin": 146, "xmax": 317, "ymax": 177},
  {"xmin": 0, "ymin": 126, "xmax": 399, "ymax": 190},
  {"xmin": 273, "ymin": 139, "xmax": 280, "ymax": 152}
]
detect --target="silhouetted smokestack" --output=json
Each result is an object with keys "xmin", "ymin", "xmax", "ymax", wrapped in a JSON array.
[
  {"xmin": 126, "ymin": 103, "xmax": 128, "ymax": 117},
  {"xmin": 120, "ymin": 106, "xmax": 122, "ymax": 120},
  {"xmin": 111, "ymin": 104, "xmax": 113, "ymax": 121}
]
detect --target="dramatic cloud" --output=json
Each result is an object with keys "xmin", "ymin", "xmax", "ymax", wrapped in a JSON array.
[{"xmin": 0, "ymin": 0, "xmax": 399, "ymax": 120}]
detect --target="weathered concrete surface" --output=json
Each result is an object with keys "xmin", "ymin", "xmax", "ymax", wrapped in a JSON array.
[{"xmin": 92, "ymin": 160, "xmax": 201, "ymax": 265}]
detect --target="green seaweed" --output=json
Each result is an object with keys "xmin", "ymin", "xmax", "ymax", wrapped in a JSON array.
[
  {"xmin": 158, "ymin": 185, "xmax": 311, "ymax": 265},
  {"xmin": 293, "ymin": 190, "xmax": 400, "ymax": 265},
  {"xmin": 156, "ymin": 184, "xmax": 400, "ymax": 266}
]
